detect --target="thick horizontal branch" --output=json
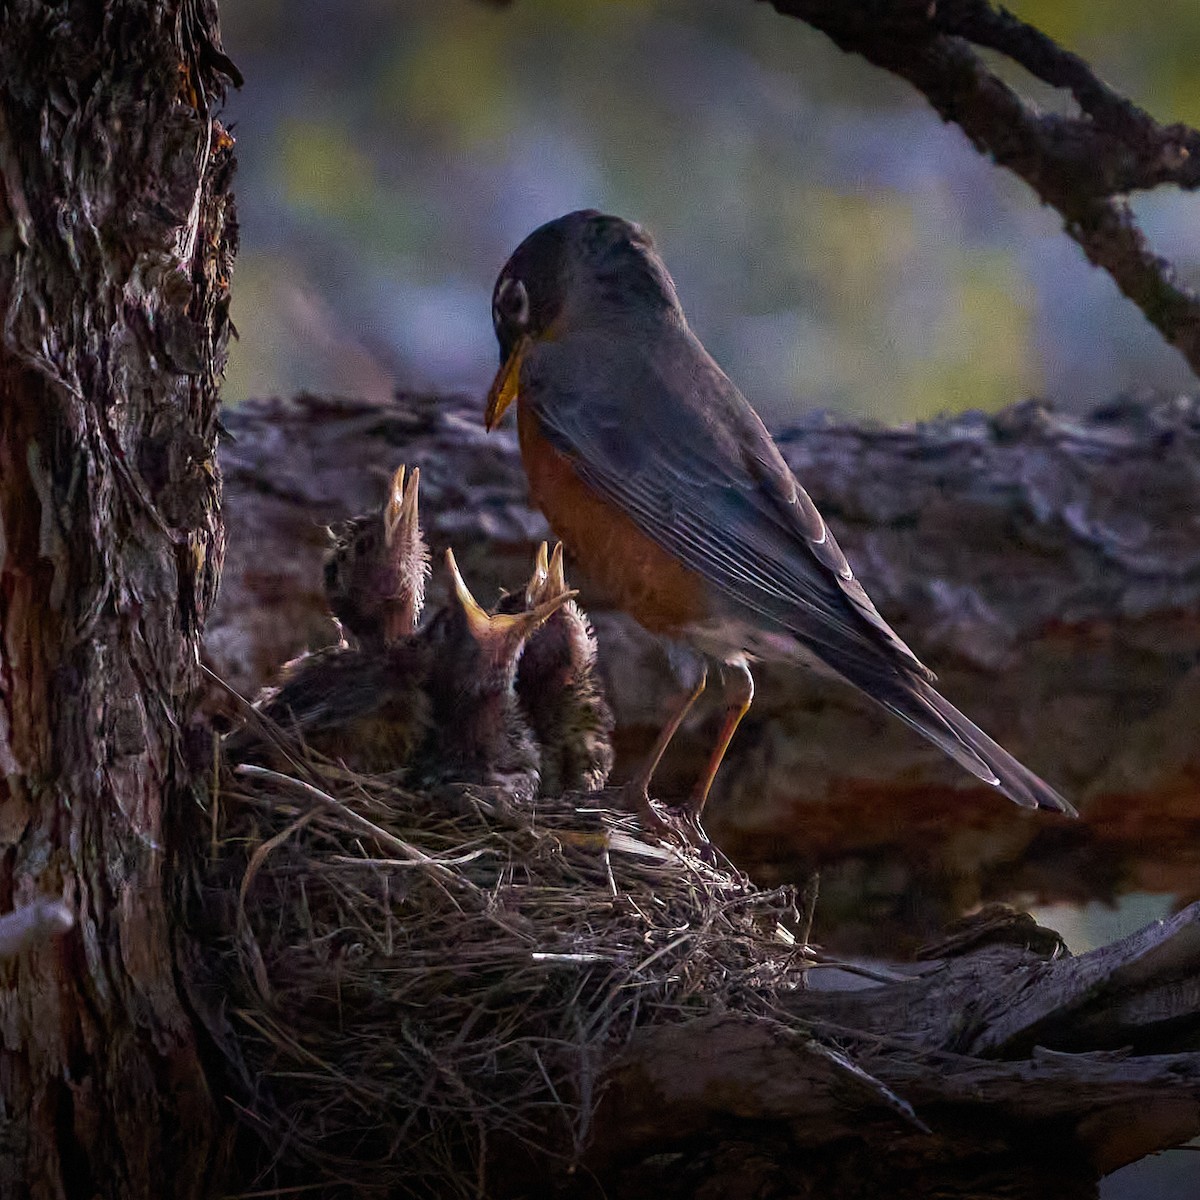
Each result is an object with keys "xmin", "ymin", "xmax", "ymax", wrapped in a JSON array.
[
  {"xmin": 591, "ymin": 903, "xmax": 1200, "ymax": 1186},
  {"xmin": 766, "ymin": 0, "xmax": 1200, "ymax": 376},
  {"xmin": 787, "ymin": 900, "xmax": 1200, "ymax": 1058},
  {"xmin": 209, "ymin": 391, "xmax": 1200, "ymax": 947}
]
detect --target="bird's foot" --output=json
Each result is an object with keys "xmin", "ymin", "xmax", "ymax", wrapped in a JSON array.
[
  {"xmin": 623, "ymin": 781, "xmax": 678, "ymax": 845},
  {"xmin": 622, "ymin": 782, "xmax": 715, "ymax": 859},
  {"xmin": 674, "ymin": 807, "xmax": 716, "ymax": 864}
]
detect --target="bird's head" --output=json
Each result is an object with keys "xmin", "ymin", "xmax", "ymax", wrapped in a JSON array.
[
  {"xmin": 484, "ymin": 210, "xmax": 682, "ymax": 430},
  {"xmin": 497, "ymin": 542, "xmax": 596, "ymax": 691},
  {"xmin": 323, "ymin": 464, "xmax": 429, "ymax": 648},
  {"xmin": 441, "ymin": 547, "xmax": 576, "ymax": 692}
]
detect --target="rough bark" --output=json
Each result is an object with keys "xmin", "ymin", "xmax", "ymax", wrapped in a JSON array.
[
  {"xmin": 208, "ymin": 391, "xmax": 1200, "ymax": 949},
  {"xmin": 584, "ymin": 902, "xmax": 1200, "ymax": 1199},
  {"xmin": 0, "ymin": 4, "xmax": 238, "ymax": 1197}
]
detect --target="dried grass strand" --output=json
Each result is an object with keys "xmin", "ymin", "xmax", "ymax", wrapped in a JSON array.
[{"xmin": 203, "ymin": 749, "xmax": 811, "ymax": 1197}]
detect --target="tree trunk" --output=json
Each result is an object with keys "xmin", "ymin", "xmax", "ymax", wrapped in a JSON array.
[{"xmin": 0, "ymin": 4, "xmax": 238, "ymax": 1196}]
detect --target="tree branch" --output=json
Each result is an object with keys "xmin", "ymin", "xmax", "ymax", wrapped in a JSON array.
[
  {"xmin": 591, "ymin": 902, "xmax": 1200, "ymax": 1184},
  {"xmin": 767, "ymin": 0, "xmax": 1200, "ymax": 376}
]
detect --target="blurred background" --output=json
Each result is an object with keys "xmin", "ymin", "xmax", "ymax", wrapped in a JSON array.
[
  {"xmin": 216, "ymin": 7, "xmax": 1200, "ymax": 1191},
  {"xmin": 220, "ymin": 0, "xmax": 1200, "ymax": 423}
]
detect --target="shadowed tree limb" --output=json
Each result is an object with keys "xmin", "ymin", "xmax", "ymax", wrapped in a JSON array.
[
  {"xmin": 766, "ymin": 0, "xmax": 1200, "ymax": 376},
  {"xmin": 587, "ymin": 902, "xmax": 1200, "ymax": 1193}
]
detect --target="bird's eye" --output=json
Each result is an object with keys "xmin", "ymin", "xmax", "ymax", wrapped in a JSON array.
[{"xmin": 492, "ymin": 277, "xmax": 530, "ymax": 334}]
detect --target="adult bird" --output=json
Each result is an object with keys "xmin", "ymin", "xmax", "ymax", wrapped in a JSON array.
[{"xmin": 484, "ymin": 210, "xmax": 1076, "ymax": 841}]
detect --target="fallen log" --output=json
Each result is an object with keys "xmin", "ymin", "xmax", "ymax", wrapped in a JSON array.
[
  {"xmin": 592, "ymin": 901, "xmax": 1200, "ymax": 1194},
  {"xmin": 208, "ymin": 391, "xmax": 1200, "ymax": 949}
]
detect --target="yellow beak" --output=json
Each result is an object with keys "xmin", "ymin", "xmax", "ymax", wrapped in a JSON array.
[
  {"xmin": 484, "ymin": 334, "xmax": 530, "ymax": 431},
  {"xmin": 445, "ymin": 546, "xmax": 576, "ymax": 658}
]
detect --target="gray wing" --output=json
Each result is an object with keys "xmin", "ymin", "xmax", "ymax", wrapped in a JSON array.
[
  {"xmin": 522, "ymin": 327, "xmax": 1076, "ymax": 816},
  {"xmin": 524, "ymin": 326, "xmax": 932, "ymax": 683}
]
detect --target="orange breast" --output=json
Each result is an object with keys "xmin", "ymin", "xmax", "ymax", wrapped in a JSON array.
[{"xmin": 517, "ymin": 402, "xmax": 708, "ymax": 634}]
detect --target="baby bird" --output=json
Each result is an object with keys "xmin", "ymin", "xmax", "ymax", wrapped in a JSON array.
[
  {"xmin": 230, "ymin": 548, "xmax": 571, "ymax": 800},
  {"xmin": 226, "ymin": 463, "xmax": 430, "ymax": 771},
  {"xmin": 498, "ymin": 543, "xmax": 614, "ymax": 797},
  {"xmin": 421, "ymin": 549, "xmax": 572, "ymax": 799},
  {"xmin": 226, "ymin": 629, "xmax": 434, "ymax": 777},
  {"xmin": 324, "ymin": 464, "xmax": 429, "ymax": 650}
]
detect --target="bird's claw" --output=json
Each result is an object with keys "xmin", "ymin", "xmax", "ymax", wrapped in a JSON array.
[
  {"xmin": 622, "ymin": 781, "xmax": 676, "ymax": 844},
  {"xmin": 623, "ymin": 783, "xmax": 714, "ymax": 858}
]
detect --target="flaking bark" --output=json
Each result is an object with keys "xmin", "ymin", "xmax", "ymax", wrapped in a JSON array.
[{"xmin": 0, "ymin": 3, "xmax": 238, "ymax": 1196}]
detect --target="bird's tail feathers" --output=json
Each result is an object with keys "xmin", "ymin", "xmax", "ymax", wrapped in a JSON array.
[{"xmin": 843, "ymin": 667, "xmax": 1076, "ymax": 817}]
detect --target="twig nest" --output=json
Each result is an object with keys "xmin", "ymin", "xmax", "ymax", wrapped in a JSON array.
[{"xmin": 200, "ymin": 759, "xmax": 804, "ymax": 1196}]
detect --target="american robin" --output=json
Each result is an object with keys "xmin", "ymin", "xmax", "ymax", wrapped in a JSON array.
[
  {"xmin": 231, "ymin": 545, "xmax": 571, "ymax": 797},
  {"xmin": 324, "ymin": 464, "xmax": 429, "ymax": 650},
  {"xmin": 484, "ymin": 209, "xmax": 1076, "ymax": 840},
  {"xmin": 497, "ymin": 541, "xmax": 615, "ymax": 797},
  {"xmin": 230, "ymin": 631, "xmax": 434, "ymax": 776}
]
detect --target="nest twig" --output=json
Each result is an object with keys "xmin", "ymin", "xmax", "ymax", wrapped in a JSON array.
[{"xmin": 201, "ymin": 742, "xmax": 808, "ymax": 1198}]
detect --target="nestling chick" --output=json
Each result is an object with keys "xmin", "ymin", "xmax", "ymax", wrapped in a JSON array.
[
  {"xmin": 324, "ymin": 464, "xmax": 429, "ymax": 650},
  {"xmin": 498, "ymin": 542, "xmax": 614, "ymax": 797},
  {"xmin": 226, "ymin": 463, "xmax": 432, "ymax": 772},
  {"xmin": 420, "ymin": 548, "xmax": 574, "ymax": 800},
  {"xmin": 228, "ymin": 548, "xmax": 572, "ymax": 801},
  {"xmin": 226, "ymin": 635, "xmax": 436, "ymax": 776}
]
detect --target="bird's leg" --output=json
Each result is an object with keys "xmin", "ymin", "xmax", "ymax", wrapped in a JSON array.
[
  {"xmin": 623, "ymin": 665, "xmax": 707, "ymax": 840},
  {"xmin": 686, "ymin": 657, "xmax": 754, "ymax": 822}
]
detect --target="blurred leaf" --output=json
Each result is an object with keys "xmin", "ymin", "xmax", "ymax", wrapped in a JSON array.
[
  {"xmin": 377, "ymin": 10, "xmax": 517, "ymax": 149},
  {"xmin": 809, "ymin": 189, "xmax": 917, "ymax": 317},
  {"xmin": 901, "ymin": 253, "xmax": 1038, "ymax": 419},
  {"xmin": 278, "ymin": 120, "xmax": 375, "ymax": 217}
]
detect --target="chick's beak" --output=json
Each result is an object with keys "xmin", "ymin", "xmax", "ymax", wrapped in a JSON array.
[
  {"xmin": 445, "ymin": 547, "xmax": 576, "ymax": 662},
  {"xmin": 445, "ymin": 547, "xmax": 493, "ymax": 644},
  {"xmin": 525, "ymin": 541, "xmax": 550, "ymax": 606},
  {"xmin": 546, "ymin": 542, "xmax": 566, "ymax": 596},
  {"xmin": 525, "ymin": 541, "xmax": 569, "ymax": 608},
  {"xmin": 384, "ymin": 464, "xmax": 418, "ymax": 547},
  {"xmin": 484, "ymin": 335, "xmax": 530, "ymax": 431}
]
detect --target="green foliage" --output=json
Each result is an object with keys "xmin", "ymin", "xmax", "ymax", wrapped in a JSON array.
[{"xmin": 278, "ymin": 120, "xmax": 376, "ymax": 217}]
